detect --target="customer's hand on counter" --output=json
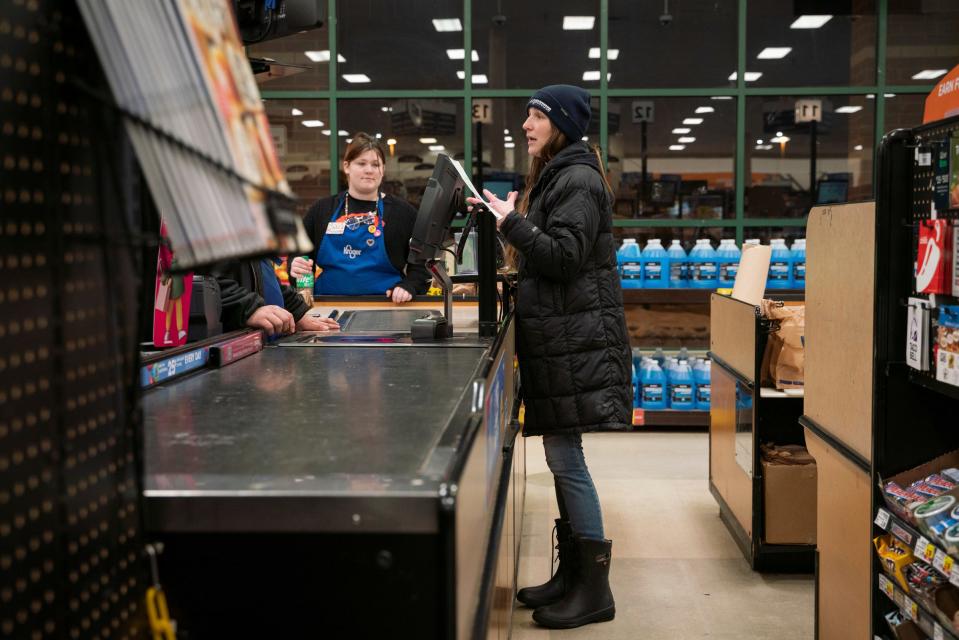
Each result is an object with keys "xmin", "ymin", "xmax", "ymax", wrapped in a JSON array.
[
  {"xmin": 246, "ymin": 305, "xmax": 295, "ymax": 335},
  {"xmin": 387, "ymin": 287, "xmax": 413, "ymax": 304},
  {"xmin": 296, "ymin": 314, "xmax": 340, "ymax": 332}
]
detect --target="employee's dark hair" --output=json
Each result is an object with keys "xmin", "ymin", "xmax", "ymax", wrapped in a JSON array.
[{"xmin": 342, "ymin": 132, "xmax": 386, "ymax": 165}]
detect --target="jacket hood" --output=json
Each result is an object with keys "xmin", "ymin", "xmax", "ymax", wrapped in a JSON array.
[{"xmin": 532, "ymin": 141, "xmax": 602, "ymax": 198}]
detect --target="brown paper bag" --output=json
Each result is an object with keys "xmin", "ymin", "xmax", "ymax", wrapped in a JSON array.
[{"xmin": 763, "ymin": 303, "xmax": 805, "ymax": 389}]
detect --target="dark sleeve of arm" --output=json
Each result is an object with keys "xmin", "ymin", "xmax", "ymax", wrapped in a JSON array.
[
  {"xmin": 217, "ymin": 275, "xmax": 264, "ymax": 332},
  {"xmin": 499, "ymin": 186, "xmax": 601, "ymax": 283},
  {"xmin": 281, "ymin": 284, "xmax": 309, "ymax": 321},
  {"xmin": 389, "ymin": 200, "xmax": 432, "ymax": 295}
]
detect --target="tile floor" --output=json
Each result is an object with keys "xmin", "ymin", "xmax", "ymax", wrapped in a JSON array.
[{"xmin": 511, "ymin": 431, "xmax": 814, "ymax": 640}]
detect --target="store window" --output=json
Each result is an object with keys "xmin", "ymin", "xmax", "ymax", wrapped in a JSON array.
[
  {"xmin": 616, "ymin": 226, "xmax": 734, "ymax": 249},
  {"xmin": 606, "ymin": 97, "xmax": 736, "ymax": 221},
  {"xmin": 337, "ymin": 99, "xmax": 464, "ymax": 209},
  {"xmin": 247, "ymin": 27, "xmax": 331, "ymax": 91},
  {"xmin": 746, "ymin": 0, "xmax": 876, "ymax": 87},
  {"xmin": 337, "ymin": 0, "xmax": 462, "ymax": 90},
  {"xmin": 740, "ymin": 225, "xmax": 806, "ymax": 246},
  {"xmin": 608, "ymin": 0, "xmax": 737, "ymax": 88},
  {"xmin": 884, "ymin": 93, "xmax": 927, "ymax": 133},
  {"xmin": 887, "ymin": 4, "xmax": 959, "ymax": 86},
  {"xmin": 472, "ymin": 0, "xmax": 601, "ymax": 89},
  {"xmin": 262, "ymin": 99, "xmax": 331, "ymax": 215},
  {"xmin": 744, "ymin": 95, "xmax": 875, "ymax": 219}
]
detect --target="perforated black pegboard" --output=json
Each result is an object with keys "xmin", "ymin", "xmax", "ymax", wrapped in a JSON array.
[
  {"xmin": 1, "ymin": 0, "xmax": 149, "ymax": 638},
  {"xmin": 912, "ymin": 116, "xmax": 959, "ymax": 224}
]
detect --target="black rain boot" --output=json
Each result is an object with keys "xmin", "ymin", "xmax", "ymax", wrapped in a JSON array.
[
  {"xmin": 517, "ymin": 519, "xmax": 573, "ymax": 608},
  {"xmin": 532, "ymin": 536, "xmax": 615, "ymax": 629}
]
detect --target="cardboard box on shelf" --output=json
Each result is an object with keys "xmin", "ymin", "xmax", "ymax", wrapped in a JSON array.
[{"xmin": 763, "ymin": 458, "xmax": 817, "ymax": 544}]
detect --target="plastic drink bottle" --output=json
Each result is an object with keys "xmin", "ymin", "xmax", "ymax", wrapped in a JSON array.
[
  {"xmin": 717, "ymin": 240, "xmax": 742, "ymax": 288},
  {"xmin": 791, "ymin": 239, "xmax": 806, "ymax": 290},
  {"xmin": 689, "ymin": 240, "xmax": 719, "ymax": 289},
  {"xmin": 619, "ymin": 239, "xmax": 643, "ymax": 289},
  {"xmin": 642, "ymin": 239, "xmax": 669, "ymax": 289},
  {"xmin": 669, "ymin": 362, "xmax": 696, "ymax": 409},
  {"xmin": 667, "ymin": 240, "xmax": 688, "ymax": 288},
  {"xmin": 295, "ymin": 256, "xmax": 315, "ymax": 306},
  {"xmin": 695, "ymin": 360, "xmax": 712, "ymax": 411},
  {"xmin": 767, "ymin": 238, "xmax": 794, "ymax": 289},
  {"xmin": 653, "ymin": 347, "xmax": 666, "ymax": 367},
  {"xmin": 641, "ymin": 362, "xmax": 667, "ymax": 410}
]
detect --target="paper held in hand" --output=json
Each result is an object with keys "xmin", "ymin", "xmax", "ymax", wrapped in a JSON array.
[{"xmin": 448, "ymin": 156, "xmax": 497, "ymax": 213}]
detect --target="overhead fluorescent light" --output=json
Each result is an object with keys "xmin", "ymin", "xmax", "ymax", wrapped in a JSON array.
[
  {"xmin": 504, "ymin": 136, "xmax": 513, "ymax": 142},
  {"xmin": 582, "ymin": 70, "xmax": 600, "ymax": 81},
  {"xmin": 446, "ymin": 49, "xmax": 479, "ymax": 61},
  {"xmin": 757, "ymin": 47, "xmax": 792, "ymax": 59},
  {"xmin": 305, "ymin": 50, "xmax": 346, "ymax": 63},
  {"xmin": 588, "ymin": 47, "xmax": 619, "ymax": 60},
  {"xmin": 672, "ymin": 128, "xmax": 691, "ymax": 134},
  {"xmin": 756, "ymin": 139, "xmax": 764, "ymax": 144},
  {"xmin": 695, "ymin": 106, "xmax": 715, "ymax": 114},
  {"xmin": 291, "ymin": 108, "xmax": 303, "ymax": 116},
  {"xmin": 669, "ymin": 145, "xmax": 686, "ymax": 151},
  {"xmin": 301, "ymin": 120, "xmax": 324, "ymax": 127},
  {"xmin": 683, "ymin": 118, "xmax": 703, "ymax": 125},
  {"xmin": 912, "ymin": 69, "xmax": 948, "ymax": 80},
  {"xmin": 711, "ymin": 96, "xmax": 733, "ymax": 100},
  {"xmin": 346, "ymin": 138, "xmax": 353, "ymax": 144},
  {"xmin": 419, "ymin": 137, "xmax": 438, "ymax": 144},
  {"xmin": 432, "ymin": 18, "xmax": 462, "ymax": 32},
  {"xmin": 338, "ymin": 130, "xmax": 349, "ymax": 136},
  {"xmin": 563, "ymin": 16, "xmax": 595, "ymax": 30},
  {"xmin": 504, "ymin": 129, "xmax": 510, "ymax": 135},
  {"xmin": 771, "ymin": 135, "xmax": 791, "ymax": 143},
  {"xmin": 386, "ymin": 138, "xmax": 397, "ymax": 145},
  {"xmin": 885, "ymin": 93, "xmax": 896, "ymax": 98},
  {"xmin": 504, "ymin": 142, "xmax": 516, "ymax": 149},
  {"xmin": 854, "ymin": 144, "xmax": 863, "ymax": 151},
  {"xmin": 755, "ymin": 144, "xmax": 774, "ymax": 150},
  {"xmin": 342, "ymin": 74, "xmax": 371, "ymax": 83},
  {"xmin": 728, "ymin": 71, "xmax": 763, "ymax": 82},
  {"xmin": 678, "ymin": 137, "xmax": 696, "ymax": 143},
  {"xmin": 428, "ymin": 145, "xmax": 445, "ymax": 152},
  {"xmin": 581, "ymin": 136, "xmax": 589, "ymax": 142},
  {"xmin": 790, "ymin": 15, "xmax": 832, "ymax": 29},
  {"xmin": 835, "ymin": 106, "xmax": 862, "ymax": 113},
  {"xmin": 472, "ymin": 74, "xmax": 488, "ymax": 84},
  {"xmin": 375, "ymin": 133, "xmax": 382, "ymax": 139},
  {"xmin": 380, "ymin": 106, "xmax": 393, "ymax": 112},
  {"xmin": 321, "ymin": 130, "xmax": 331, "ymax": 136}
]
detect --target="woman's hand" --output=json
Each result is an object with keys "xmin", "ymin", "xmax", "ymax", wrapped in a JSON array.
[
  {"xmin": 289, "ymin": 256, "xmax": 313, "ymax": 279},
  {"xmin": 466, "ymin": 189, "xmax": 517, "ymax": 230},
  {"xmin": 387, "ymin": 287, "xmax": 413, "ymax": 304},
  {"xmin": 296, "ymin": 314, "xmax": 340, "ymax": 332},
  {"xmin": 246, "ymin": 305, "xmax": 295, "ymax": 335}
]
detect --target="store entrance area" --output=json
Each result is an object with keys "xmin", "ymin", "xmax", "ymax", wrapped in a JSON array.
[{"xmin": 513, "ymin": 432, "xmax": 813, "ymax": 639}]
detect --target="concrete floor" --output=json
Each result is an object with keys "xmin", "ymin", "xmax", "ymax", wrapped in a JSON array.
[{"xmin": 511, "ymin": 432, "xmax": 814, "ymax": 640}]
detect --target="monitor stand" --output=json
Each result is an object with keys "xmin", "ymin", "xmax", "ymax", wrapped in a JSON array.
[{"xmin": 411, "ymin": 260, "xmax": 452, "ymax": 341}]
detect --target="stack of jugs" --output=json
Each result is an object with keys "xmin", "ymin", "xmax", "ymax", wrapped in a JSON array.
[
  {"xmin": 688, "ymin": 239, "xmax": 719, "ymax": 289},
  {"xmin": 791, "ymin": 239, "xmax": 806, "ymax": 290},
  {"xmin": 669, "ymin": 360, "xmax": 696, "ymax": 409},
  {"xmin": 618, "ymin": 239, "xmax": 642, "ymax": 288},
  {"xmin": 716, "ymin": 240, "xmax": 742, "ymax": 288},
  {"xmin": 767, "ymin": 238, "xmax": 794, "ymax": 289},
  {"xmin": 667, "ymin": 240, "xmax": 688, "ymax": 288},
  {"xmin": 694, "ymin": 360, "xmax": 711, "ymax": 410},
  {"xmin": 642, "ymin": 239, "xmax": 669, "ymax": 289}
]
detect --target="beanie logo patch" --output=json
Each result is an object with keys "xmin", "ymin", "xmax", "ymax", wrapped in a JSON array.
[{"xmin": 528, "ymin": 98, "xmax": 552, "ymax": 113}]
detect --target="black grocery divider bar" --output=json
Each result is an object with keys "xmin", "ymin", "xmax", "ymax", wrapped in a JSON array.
[{"xmin": 799, "ymin": 415, "xmax": 871, "ymax": 475}]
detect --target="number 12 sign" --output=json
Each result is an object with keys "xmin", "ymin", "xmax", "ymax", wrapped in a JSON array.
[{"xmin": 632, "ymin": 101, "xmax": 655, "ymax": 124}]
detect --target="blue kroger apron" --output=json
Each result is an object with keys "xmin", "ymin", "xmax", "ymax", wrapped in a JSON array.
[
  {"xmin": 314, "ymin": 194, "xmax": 403, "ymax": 295},
  {"xmin": 259, "ymin": 258, "xmax": 285, "ymax": 307}
]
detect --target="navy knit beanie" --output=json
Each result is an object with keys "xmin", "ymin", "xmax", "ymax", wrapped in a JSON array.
[{"xmin": 526, "ymin": 85, "xmax": 592, "ymax": 144}]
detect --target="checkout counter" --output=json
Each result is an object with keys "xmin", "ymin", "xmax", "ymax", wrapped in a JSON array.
[{"xmin": 141, "ymin": 296, "xmax": 524, "ymax": 639}]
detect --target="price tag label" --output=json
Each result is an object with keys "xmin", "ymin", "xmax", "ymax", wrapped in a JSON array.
[
  {"xmin": 879, "ymin": 574, "xmax": 894, "ymax": 599},
  {"xmin": 934, "ymin": 622, "xmax": 945, "ymax": 640},
  {"xmin": 925, "ymin": 543, "xmax": 937, "ymax": 562},
  {"xmin": 915, "ymin": 536, "xmax": 932, "ymax": 558},
  {"xmin": 874, "ymin": 509, "xmax": 891, "ymax": 529},
  {"xmin": 903, "ymin": 595, "xmax": 918, "ymax": 622},
  {"xmin": 945, "ymin": 555, "xmax": 955, "ymax": 575},
  {"xmin": 935, "ymin": 549, "xmax": 949, "ymax": 575}
]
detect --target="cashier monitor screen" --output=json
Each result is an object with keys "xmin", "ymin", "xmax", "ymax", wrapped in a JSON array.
[
  {"xmin": 408, "ymin": 154, "xmax": 466, "ymax": 265},
  {"xmin": 816, "ymin": 180, "xmax": 848, "ymax": 204}
]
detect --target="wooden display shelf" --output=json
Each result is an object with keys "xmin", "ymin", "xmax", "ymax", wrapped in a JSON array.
[
  {"xmin": 642, "ymin": 409, "xmax": 709, "ymax": 427},
  {"xmin": 622, "ymin": 288, "xmax": 805, "ymax": 305}
]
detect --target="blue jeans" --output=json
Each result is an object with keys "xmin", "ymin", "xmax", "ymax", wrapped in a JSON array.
[{"xmin": 542, "ymin": 433, "xmax": 605, "ymax": 540}]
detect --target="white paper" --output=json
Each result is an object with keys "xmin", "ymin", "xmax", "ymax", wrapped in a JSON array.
[
  {"xmin": 732, "ymin": 244, "xmax": 772, "ymax": 306},
  {"xmin": 448, "ymin": 156, "xmax": 497, "ymax": 212}
]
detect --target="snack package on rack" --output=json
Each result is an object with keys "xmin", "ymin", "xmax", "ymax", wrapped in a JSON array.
[
  {"xmin": 875, "ymin": 534, "xmax": 916, "ymax": 592},
  {"xmin": 905, "ymin": 559, "xmax": 948, "ymax": 612},
  {"xmin": 884, "ymin": 610, "xmax": 925, "ymax": 640},
  {"xmin": 936, "ymin": 305, "xmax": 959, "ymax": 387}
]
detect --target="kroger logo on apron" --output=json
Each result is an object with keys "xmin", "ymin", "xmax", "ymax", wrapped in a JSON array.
[{"xmin": 343, "ymin": 245, "xmax": 363, "ymax": 259}]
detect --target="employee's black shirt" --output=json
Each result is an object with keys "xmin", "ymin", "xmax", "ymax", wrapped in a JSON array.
[{"xmin": 302, "ymin": 193, "xmax": 431, "ymax": 295}]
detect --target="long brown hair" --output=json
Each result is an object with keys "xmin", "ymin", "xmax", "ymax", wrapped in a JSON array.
[{"xmin": 506, "ymin": 127, "xmax": 613, "ymax": 268}]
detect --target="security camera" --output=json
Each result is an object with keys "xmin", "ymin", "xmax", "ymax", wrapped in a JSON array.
[
  {"xmin": 492, "ymin": 14, "xmax": 506, "ymax": 27},
  {"xmin": 659, "ymin": 13, "xmax": 673, "ymax": 26}
]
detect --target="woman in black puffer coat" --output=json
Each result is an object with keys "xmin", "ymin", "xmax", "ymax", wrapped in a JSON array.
[{"xmin": 469, "ymin": 85, "xmax": 631, "ymax": 631}]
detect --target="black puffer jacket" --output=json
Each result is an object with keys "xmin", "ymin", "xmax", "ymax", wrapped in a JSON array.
[{"xmin": 500, "ymin": 142, "xmax": 632, "ymax": 435}]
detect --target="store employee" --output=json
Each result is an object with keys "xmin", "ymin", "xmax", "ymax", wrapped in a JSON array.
[{"xmin": 289, "ymin": 133, "xmax": 431, "ymax": 303}]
